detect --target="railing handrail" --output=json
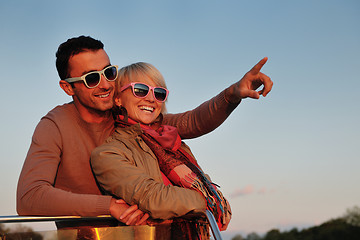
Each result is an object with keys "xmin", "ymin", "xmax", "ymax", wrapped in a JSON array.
[
  {"xmin": 0, "ymin": 210, "xmax": 222, "ymax": 240},
  {"xmin": 0, "ymin": 214, "xmax": 114, "ymax": 223}
]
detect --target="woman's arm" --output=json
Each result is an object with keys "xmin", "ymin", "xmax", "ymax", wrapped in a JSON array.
[
  {"xmin": 91, "ymin": 141, "xmax": 206, "ymax": 220},
  {"xmin": 163, "ymin": 57, "xmax": 272, "ymax": 139},
  {"xmin": 163, "ymin": 90, "xmax": 239, "ymax": 139}
]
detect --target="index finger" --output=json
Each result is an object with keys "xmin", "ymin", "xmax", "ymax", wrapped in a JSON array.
[{"xmin": 249, "ymin": 57, "xmax": 268, "ymax": 74}]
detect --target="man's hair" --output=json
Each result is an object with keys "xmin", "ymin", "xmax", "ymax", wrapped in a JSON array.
[{"xmin": 56, "ymin": 36, "xmax": 104, "ymax": 80}]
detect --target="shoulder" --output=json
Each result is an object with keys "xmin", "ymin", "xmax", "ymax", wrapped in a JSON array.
[
  {"xmin": 32, "ymin": 103, "xmax": 74, "ymax": 132},
  {"xmin": 32, "ymin": 102, "xmax": 83, "ymax": 143},
  {"xmin": 93, "ymin": 125, "xmax": 139, "ymax": 151},
  {"xmin": 31, "ymin": 103, "xmax": 77, "ymax": 145},
  {"xmin": 111, "ymin": 124, "xmax": 143, "ymax": 142},
  {"xmin": 42, "ymin": 102, "xmax": 77, "ymax": 122},
  {"xmin": 92, "ymin": 125, "xmax": 143, "ymax": 157},
  {"xmin": 38, "ymin": 102, "xmax": 91, "ymax": 133},
  {"xmin": 108, "ymin": 125, "xmax": 143, "ymax": 148}
]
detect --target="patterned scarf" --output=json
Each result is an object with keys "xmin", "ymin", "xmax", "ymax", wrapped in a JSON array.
[{"xmin": 114, "ymin": 113, "xmax": 229, "ymax": 230}]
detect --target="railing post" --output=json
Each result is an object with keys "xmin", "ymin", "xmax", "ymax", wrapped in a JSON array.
[{"xmin": 205, "ymin": 210, "xmax": 223, "ymax": 240}]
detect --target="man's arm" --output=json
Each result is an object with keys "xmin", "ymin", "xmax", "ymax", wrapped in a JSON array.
[
  {"xmin": 163, "ymin": 57, "xmax": 272, "ymax": 139},
  {"xmin": 16, "ymin": 118, "xmax": 140, "ymax": 223}
]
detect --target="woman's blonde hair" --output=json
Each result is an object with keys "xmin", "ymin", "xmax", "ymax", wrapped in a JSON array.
[{"xmin": 115, "ymin": 62, "xmax": 168, "ymax": 113}]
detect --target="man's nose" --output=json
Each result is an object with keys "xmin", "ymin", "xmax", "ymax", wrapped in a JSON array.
[{"xmin": 98, "ymin": 74, "xmax": 112, "ymax": 89}]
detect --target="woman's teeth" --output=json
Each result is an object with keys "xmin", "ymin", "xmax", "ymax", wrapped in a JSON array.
[{"xmin": 140, "ymin": 106, "xmax": 154, "ymax": 112}]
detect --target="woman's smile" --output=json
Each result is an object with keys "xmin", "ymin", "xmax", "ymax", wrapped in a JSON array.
[
  {"xmin": 139, "ymin": 105, "xmax": 154, "ymax": 112},
  {"xmin": 116, "ymin": 74, "xmax": 164, "ymax": 125}
]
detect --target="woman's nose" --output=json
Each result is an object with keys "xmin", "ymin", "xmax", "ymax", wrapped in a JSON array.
[{"xmin": 144, "ymin": 89, "xmax": 155, "ymax": 102}]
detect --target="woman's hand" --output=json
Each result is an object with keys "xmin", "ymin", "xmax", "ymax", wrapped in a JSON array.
[
  {"xmin": 110, "ymin": 198, "xmax": 150, "ymax": 225},
  {"xmin": 118, "ymin": 199, "xmax": 150, "ymax": 225},
  {"xmin": 225, "ymin": 57, "xmax": 273, "ymax": 103}
]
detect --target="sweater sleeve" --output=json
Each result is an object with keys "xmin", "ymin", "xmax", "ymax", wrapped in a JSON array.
[
  {"xmin": 16, "ymin": 118, "xmax": 112, "ymax": 216},
  {"xmin": 91, "ymin": 142, "xmax": 207, "ymax": 220},
  {"xmin": 163, "ymin": 89, "xmax": 240, "ymax": 139}
]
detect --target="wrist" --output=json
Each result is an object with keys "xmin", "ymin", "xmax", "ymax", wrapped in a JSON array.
[
  {"xmin": 109, "ymin": 198, "xmax": 116, "ymax": 215},
  {"xmin": 224, "ymin": 83, "xmax": 242, "ymax": 104}
]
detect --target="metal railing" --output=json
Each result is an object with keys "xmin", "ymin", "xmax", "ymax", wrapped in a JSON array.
[{"xmin": 0, "ymin": 210, "xmax": 222, "ymax": 240}]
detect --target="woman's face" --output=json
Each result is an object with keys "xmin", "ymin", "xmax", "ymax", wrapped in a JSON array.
[{"xmin": 115, "ymin": 74, "xmax": 164, "ymax": 125}]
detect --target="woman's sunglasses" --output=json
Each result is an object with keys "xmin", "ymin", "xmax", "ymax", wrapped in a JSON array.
[
  {"xmin": 120, "ymin": 82, "xmax": 169, "ymax": 102},
  {"xmin": 64, "ymin": 65, "xmax": 118, "ymax": 89}
]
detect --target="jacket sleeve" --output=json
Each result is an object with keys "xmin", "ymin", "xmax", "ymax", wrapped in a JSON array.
[
  {"xmin": 91, "ymin": 142, "xmax": 207, "ymax": 220},
  {"xmin": 163, "ymin": 89, "xmax": 240, "ymax": 139},
  {"xmin": 16, "ymin": 118, "xmax": 112, "ymax": 216}
]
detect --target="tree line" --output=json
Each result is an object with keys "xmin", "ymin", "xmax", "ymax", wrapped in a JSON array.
[
  {"xmin": 0, "ymin": 223, "xmax": 43, "ymax": 240},
  {"xmin": 231, "ymin": 206, "xmax": 360, "ymax": 240}
]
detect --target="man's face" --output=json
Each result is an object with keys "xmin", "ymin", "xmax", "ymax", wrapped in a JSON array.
[{"xmin": 67, "ymin": 49, "xmax": 115, "ymax": 116}]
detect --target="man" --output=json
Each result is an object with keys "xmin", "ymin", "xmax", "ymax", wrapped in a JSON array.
[{"xmin": 17, "ymin": 36, "xmax": 272, "ymax": 225}]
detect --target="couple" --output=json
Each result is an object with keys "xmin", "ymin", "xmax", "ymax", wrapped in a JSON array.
[
  {"xmin": 91, "ymin": 62, "xmax": 231, "ymax": 231},
  {"xmin": 17, "ymin": 36, "xmax": 273, "ymax": 231}
]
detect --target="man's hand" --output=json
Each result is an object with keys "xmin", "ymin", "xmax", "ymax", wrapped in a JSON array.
[
  {"xmin": 226, "ymin": 57, "xmax": 273, "ymax": 103},
  {"xmin": 109, "ymin": 198, "xmax": 149, "ymax": 226}
]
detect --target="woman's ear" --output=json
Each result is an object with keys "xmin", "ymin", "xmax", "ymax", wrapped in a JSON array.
[
  {"xmin": 114, "ymin": 97, "xmax": 122, "ymax": 107},
  {"xmin": 59, "ymin": 80, "xmax": 75, "ymax": 96}
]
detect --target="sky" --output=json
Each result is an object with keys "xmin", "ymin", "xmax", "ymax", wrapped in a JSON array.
[{"xmin": 0, "ymin": 0, "xmax": 359, "ymax": 238}]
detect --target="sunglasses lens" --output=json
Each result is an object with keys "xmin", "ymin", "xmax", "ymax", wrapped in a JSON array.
[
  {"xmin": 154, "ymin": 88, "xmax": 167, "ymax": 102},
  {"xmin": 133, "ymin": 83, "xmax": 150, "ymax": 97},
  {"xmin": 85, "ymin": 73, "xmax": 101, "ymax": 88},
  {"xmin": 104, "ymin": 66, "xmax": 117, "ymax": 81}
]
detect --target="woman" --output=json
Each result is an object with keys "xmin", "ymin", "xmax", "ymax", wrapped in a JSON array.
[{"xmin": 91, "ymin": 62, "xmax": 231, "ymax": 233}]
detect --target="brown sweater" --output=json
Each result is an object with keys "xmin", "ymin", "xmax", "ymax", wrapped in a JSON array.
[{"xmin": 17, "ymin": 90, "xmax": 238, "ymax": 216}]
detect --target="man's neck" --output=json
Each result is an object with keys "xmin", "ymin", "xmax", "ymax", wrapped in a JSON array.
[{"xmin": 74, "ymin": 102, "xmax": 112, "ymax": 124}]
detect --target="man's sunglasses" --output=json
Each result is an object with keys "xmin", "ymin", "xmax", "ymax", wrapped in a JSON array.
[
  {"xmin": 120, "ymin": 82, "xmax": 169, "ymax": 102},
  {"xmin": 64, "ymin": 65, "xmax": 118, "ymax": 89}
]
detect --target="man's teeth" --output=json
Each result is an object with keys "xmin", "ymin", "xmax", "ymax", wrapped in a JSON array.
[
  {"xmin": 98, "ymin": 93, "xmax": 110, "ymax": 98},
  {"xmin": 140, "ymin": 106, "xmax": 154, "ymax": 112}
]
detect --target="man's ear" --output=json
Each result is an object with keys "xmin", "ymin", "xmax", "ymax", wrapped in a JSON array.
[
  {"xmin": 114, "ymin": 97, "xmax": 122, "ymax": 107},
  {"xmin": 59, "ymin": 80, "xmax": 75, "ymax": 96}
]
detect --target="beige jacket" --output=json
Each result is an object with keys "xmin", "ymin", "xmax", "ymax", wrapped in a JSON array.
[{"xmin": 91, "ymin": 124, "xmax": 207, "ymax": 220}]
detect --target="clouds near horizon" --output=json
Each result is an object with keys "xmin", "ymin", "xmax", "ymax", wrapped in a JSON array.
[{"xmin": 230, "ymin": 185, "xmax": 276, "ymax": 198}]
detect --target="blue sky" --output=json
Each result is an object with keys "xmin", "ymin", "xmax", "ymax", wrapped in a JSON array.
[{"xmin": 0, "ymin": 0, "xmax": 359, "ymax": 238}]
